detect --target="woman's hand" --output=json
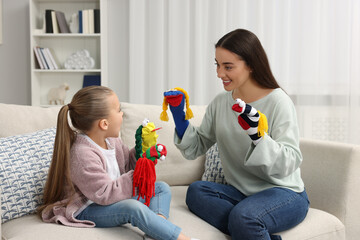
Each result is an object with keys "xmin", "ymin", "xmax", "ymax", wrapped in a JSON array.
[
  {"xmin": 232, "ymin": 98, "xmax": 265, "ymax": 145},
  {"xmin": 163, "ymin": 89, "xmax": 189, "ymax": 138}
]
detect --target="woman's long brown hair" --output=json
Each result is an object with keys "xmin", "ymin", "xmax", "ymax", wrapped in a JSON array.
[
  {"xmin": 216, "ymin": 29, "xmax": 281, "ymax": 89},
  {"xmin": 37, "ymin": 86, "xmax": 114, "ymax": 217}
]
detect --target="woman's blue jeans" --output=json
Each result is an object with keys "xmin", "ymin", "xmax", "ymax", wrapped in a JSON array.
[
  {"xmin": 186, "ymin": 181, "xmax": 309, "ymax": 240},
  {"xmin": 76, "ymin": 181, "xmax": 181, "ymax": 240}
]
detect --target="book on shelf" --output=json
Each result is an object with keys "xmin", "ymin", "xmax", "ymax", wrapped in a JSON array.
[
  {"xmin": 88, "ymin": 9, "xmax": 94, "ymax": 34},
  {"xmin": 83, "ymin": 75, "xmax": 101, "ymax": 88},
  {"xmin": 82, "ymin": 9, "xmax": 89, "ymax": 34},
  {"xmin": 33, "ymin": 46, "xmax": 45, "ymax": 69},
  {"xmin": 56, "ymin": 11, "xmax": 70, "ymax": 33},
  {"xmin": 41, "ymin": 48, "xmax": 54, "ymax": 70},
  {"xmin": 37, "ymin": 47, "xmax": 48, "ymax": 69},
  {"xmin": 38, "ymin": 48, "xmax": 49, "ymax": 69},
  {"xmin": 78, "ymin": 9, "xmax": 100, "ymax": 34},
  {"xmin": 45, "ymin": 48, "xmax": 59, "ymax": 69},
  {"xmin": 94, "ymin": 9, "xmax": 100, "ymax": 33},
  {"xmin": 33, "ymin": 46, "xmax": 59, "ymax": 70},
  {"xmin": 78, "ymin": 10, "xmax": 83, "ymax": 33},
  {"xmin": 51, "ymin": 11, "xmax": 59, "ymax": 34},
  {"xmin": 45, "ymin": 9, "xmax": 99, "ymax": 34},
  {"xmin": 45, "ymin": 9, "xmax": 54, "ymax": 33}
]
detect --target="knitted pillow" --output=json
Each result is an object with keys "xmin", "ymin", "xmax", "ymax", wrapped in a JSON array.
[
  {"xmin": 0, "ymin": 128, "xmax": 56, "ymax": 223},
  {"xmin": 202, "ymin": 143, "xmax": 227, "ymax": 184}
]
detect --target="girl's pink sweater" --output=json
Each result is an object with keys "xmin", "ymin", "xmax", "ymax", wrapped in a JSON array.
[{"xmin": 41, "ymin": 135, "xmax": 137, "ymax": 227}]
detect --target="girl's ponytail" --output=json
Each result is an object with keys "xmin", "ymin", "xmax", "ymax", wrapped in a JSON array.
[{"xmin": 38, "ymin": 105, "xmax": 76, "ymax": 216}]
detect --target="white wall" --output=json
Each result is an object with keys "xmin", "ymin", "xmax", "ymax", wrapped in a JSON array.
[
  {"xmin": 106, "ymin": 0, "xmax": 130, "ymax": 103},
  {"xmin": 0, "ymin": 0, "xmax": 130, "ymax": 105},
  {"xmin": 0, "ymin": 0, "xmax": 31, "ymax": 105},
  {"xmin": 1, "ymin": 1, "xmax": 359, "ymax": 144}
]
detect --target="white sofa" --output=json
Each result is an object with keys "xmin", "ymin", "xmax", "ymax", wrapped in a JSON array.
[{"xmin": 1, "ymin": 102, "xmax": 359, "ymax": 240}]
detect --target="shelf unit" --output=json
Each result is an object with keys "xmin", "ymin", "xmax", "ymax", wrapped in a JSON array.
[{"xmin": 29, "ymin": 0, "xmax": 107, "ymax": 106}]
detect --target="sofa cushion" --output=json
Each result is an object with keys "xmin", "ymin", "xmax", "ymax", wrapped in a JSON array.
[
  {"xmin": 1, "ymin": 186, "xmax": 345, "ymax": 240},
  {"xmin": 171, "ymin": 187, "xmax": 345, "ymax": 240},
  {"xmin": 1, "ymin": 187, "xmax": 229, "ymax": 240},
  {"xmin": 0, "ymin": 128, "xmax": 56, "ymax": 223},
  {"xmin": 201, "ymin": 143, "xmax": 227, "ymax": 184},
  {"xmin": 1, "ymin": 215, "xmax": 144, "ymax": 240},
  {"xmin": 0, "ymin": 103, "xmax": 61, "ymax": 138},
  {"xmin": 277, "ymin": 208, "xmax": 345, "ymax": 239}
]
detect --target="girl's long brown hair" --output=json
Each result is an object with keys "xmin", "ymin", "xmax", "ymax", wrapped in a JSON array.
[{"xmin": 37, "ymin": 86, "xmax": 114, "ymax": 216}]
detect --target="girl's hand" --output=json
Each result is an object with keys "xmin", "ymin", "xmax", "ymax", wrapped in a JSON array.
[
  {"xmin": 125, "ymin": 170, "xmax": 134, "ymax": 179},
  {"xmin": 142, "ymin": 144, "xmax": 167, "ymax": 162}
]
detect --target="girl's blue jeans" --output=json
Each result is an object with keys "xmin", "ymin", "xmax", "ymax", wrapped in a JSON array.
[
  {"xmin": 186, "ymin": 181, "xmax": 309, "ymax": 240},
  {"xmin": 76, "ymin": 181, "xmax": 181, "ymax": 240}
]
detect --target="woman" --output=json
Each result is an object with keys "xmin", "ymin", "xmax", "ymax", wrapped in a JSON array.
[{"xmin": 162, "ymin": 29, "xmax": 309, "ymax": 240}]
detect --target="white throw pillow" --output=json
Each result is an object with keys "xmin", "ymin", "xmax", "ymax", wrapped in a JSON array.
[
  {"xmin": 202, "ymin": 143, "xmax": 227, "ymax": 184},
  {"xmin": 0, "ymin": 128, "xmax": 56, "ymax": 223}
]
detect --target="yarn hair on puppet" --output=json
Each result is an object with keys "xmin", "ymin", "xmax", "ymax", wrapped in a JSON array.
[
  {"xmin": 160, "ymin": 87, "xmax": 193, "ymax": 122},
  {"xmin": 257, "ymin": 112, "xmax": 268, "ymax": 137},
  {"xmin": 133, "ymin": 118, "xmax": 166, "ymax": 206}
]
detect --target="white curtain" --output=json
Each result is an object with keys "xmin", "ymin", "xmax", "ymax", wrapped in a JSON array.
[{"xmin": 126, "ymin": 0, "xmax": 360, "ymax": 144}]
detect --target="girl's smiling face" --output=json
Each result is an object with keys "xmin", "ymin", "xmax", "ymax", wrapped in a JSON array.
[{"xmin": 215, "ymin": 47, "xmax": 253, "ymax": 92}]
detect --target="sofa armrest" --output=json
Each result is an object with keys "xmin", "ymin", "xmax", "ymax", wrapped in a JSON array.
[{"xmin": 300, "ymin": 138, "xmax": 360, "ymax": 239}]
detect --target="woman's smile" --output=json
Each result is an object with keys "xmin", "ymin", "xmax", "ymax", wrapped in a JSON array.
[{"xmin": 222, "ymin": 79, "xmax": 232, "ymax": 86}]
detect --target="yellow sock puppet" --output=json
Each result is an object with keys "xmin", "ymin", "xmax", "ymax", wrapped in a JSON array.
[{"xmin": 133, "ymin": 118, "xmax": 167, "ymax": 206}]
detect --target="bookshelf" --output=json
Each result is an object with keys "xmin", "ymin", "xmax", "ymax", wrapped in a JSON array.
[{"xmin": 29, "ymin": 0, "xmax": 107, "ymax": 106}]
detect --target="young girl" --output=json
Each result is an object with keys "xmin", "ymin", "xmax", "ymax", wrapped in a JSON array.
[
  {"xmin": 38, "ymin": 86, "xmax": 196, "ymax": 240},
  {"xmin": 163, "ymin": 29, "xmax": 310, "ymax": 239}
]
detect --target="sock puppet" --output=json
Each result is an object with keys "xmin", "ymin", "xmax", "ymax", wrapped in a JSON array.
[
  {"xmin": 133, "ymin": 118, "xmax": 167, "ymax": 206},
  {"xmin": 160, "ymin": 87, "xmax": 193, "ymax": 138},
  {"xmin": 232, "ymin": 98, "xmax": 268, "ymax": 145}
]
